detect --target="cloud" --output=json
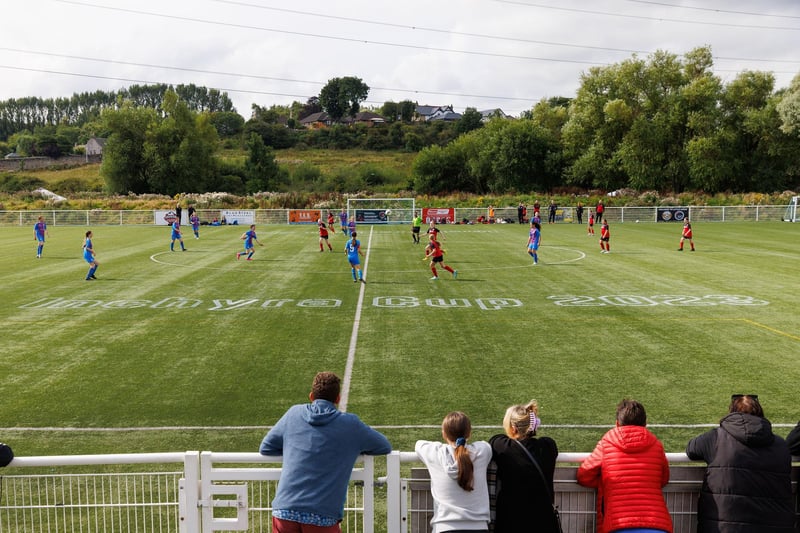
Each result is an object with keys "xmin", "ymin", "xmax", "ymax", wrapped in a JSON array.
[{"xmin": 1, "ymin": 0, "xmax": 798, "ymax": 118}]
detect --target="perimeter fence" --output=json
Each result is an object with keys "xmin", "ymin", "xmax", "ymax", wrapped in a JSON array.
[
  {"xmin": 2, "ymin": 451, "xmax": 798, "ymax": 532},
  {"xmin": 0, "ymin": 205, "xmax": 795, "ymax": 228}
]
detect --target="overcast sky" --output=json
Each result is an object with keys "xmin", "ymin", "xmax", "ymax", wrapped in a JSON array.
[{"xmin": 2, "ymin": 0, "xmax": 798, "ymax": 118}]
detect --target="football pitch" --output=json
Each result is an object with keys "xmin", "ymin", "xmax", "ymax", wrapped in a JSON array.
[{"xmin": 1, "ymin": 220, "xmax": 798, "ymax": 456}]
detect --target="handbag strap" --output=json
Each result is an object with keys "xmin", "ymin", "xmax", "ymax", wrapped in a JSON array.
[{"xmin": 513, "ymin": 439, "xmax": 554, "ymax": 501}]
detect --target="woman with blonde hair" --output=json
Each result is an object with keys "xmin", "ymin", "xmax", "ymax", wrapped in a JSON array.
[
  {"xmin": 489, "ymin": 400, "xmax": 560, "ymax": 533},
  {"xmin": 416, "ymin": 411, "xmax": 492, "ymax": 532}
]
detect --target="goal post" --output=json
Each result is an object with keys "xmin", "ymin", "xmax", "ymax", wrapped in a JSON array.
[
  {"xmin": 346, "ymin": 198, "xmax": 416, "ymax": 224},
  {"xmin": 783, "ymin": 196, "xmax": 798, "ymax": 222}
]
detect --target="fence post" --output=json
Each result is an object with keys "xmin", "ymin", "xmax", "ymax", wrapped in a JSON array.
[
  {"xmin": 181, "ymin": 451, "xmax": 201, "ymax": 533},
  {"xmin": 386, "ymin": 451, "xmax": 404, "ymax": 533}
]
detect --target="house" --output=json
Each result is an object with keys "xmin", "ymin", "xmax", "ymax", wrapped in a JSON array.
[
  {"xmin": 300, "ymin": 111, "xmax": 386, "ymax": 128},
  {"xmin": 85, "ymin": 137, "xmax": 106, "ymax": 156},
  {"xmin": 414, "ymin": 105, "xmax": 462, "ymax": 122},
  {"xmin": 299, "ymin": 112, "xmax": 332, "ymax": 129},
  {"xmin": 479, "ymin": 109, "xmax": 511, "ymax": 122},
  {"xmin": 346, "ymin": 111, "xmax": 386, "ymax": 127}
]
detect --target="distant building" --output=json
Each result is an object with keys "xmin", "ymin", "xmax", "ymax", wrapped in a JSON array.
[
  {"xmin": 414, "ymin": 104, "xmax": 462, "ymax": 122},
  {"xmin": 299, "ymin": 111, "xmax": 386, "ymax": 128},
  {"xmin": 85, "ymin": 137, "xmax": 107, "ymax": 156},
  {"xmin": 479, "ymin": 109, "xmax": 512, "ymax": 122}
]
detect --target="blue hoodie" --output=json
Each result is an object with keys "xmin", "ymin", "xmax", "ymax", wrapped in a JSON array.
[{"xmin": 259, "ymin": 399, "xmax": 391, "ymax": 521}]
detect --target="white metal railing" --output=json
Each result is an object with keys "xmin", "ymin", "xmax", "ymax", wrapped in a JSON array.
[
  {"xmin": 2, "ymin": 452, "xmax": 797, "ymax": 532},
  {"xmin": 0, "ymin": 205, "xmax": 794, "ymax": 227},
  {"xmin": 1, "ymin": 452, "xmax": 373, "ymax": 533}
]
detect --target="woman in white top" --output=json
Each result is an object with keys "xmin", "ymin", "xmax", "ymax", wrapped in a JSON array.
[{"xmin": 415, "ymin": 411, "xmax": 492, "ymax": 533}]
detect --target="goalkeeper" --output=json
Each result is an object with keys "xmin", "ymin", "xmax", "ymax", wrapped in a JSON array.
[{"xmin": 423, "ymin": 234, "xmax": 457, "ymax": 280}]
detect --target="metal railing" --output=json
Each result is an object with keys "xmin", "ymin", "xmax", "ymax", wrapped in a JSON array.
[
  {"xmin": 0, "ymin": 205, "xmax": 794, "ymax": 227},
  {"xmin": 2, "ymin": 452, "xmax": 797, "ymax": 532}
]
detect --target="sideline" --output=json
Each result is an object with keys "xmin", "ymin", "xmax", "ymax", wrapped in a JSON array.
[
  {"xmin": 339, "ymin": 225, "xmax": 373, "ymax": 412},
  {"xmin": 3, "ymin": 423, "xmax": 797, "ymax": 432}
]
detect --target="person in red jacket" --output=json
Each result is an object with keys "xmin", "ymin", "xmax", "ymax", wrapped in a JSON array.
[{"xmin": 577, "ymin": 399, "xmax": 672, "ymax": 533}]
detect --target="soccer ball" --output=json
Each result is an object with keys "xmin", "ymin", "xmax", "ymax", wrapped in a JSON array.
[
  {"xmin": 635, "ymin": 220, "xmax": 640, "ymax": 223},
  {"xmin": 385, "ymin": 209, "xmax": 392, "ymax": 215}
]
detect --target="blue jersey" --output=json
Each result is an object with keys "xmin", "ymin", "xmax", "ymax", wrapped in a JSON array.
[
  {"xmin": 529, "ymin": 227, "xmax": 541, "ymax": 247},
  {"xmin": 171, "ymin": 221, "xmax": 181, "ymax": 239},
  {"xmin": 345, "ymin": 239, "xmax": 361, "ymax": 263},
  {"xmin": 190, "ymin": 215, "xmax": 200, "ymax": 230},
  {"xmin": 243, "ymin": 230, "xmax": 257, "ymax": 249},
  {"xmin": 83, "ymin": 238, "xmax": 94, "ymax": 262},
  {"xmin": 34, "ymin": 221, "xmax": 47, "ymax": 240}
]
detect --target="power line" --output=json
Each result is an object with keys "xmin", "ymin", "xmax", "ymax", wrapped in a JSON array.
[
  {"xmin": 492, "ymin": 0, "xmax": 800, "ymax": 31},
  {"xmin": 621, "ymin": 0, "xmax": 800, "ymax": 20},
  {"xmin": 206, "ymin": 0, "xmax": 800, "ymax": 63}
]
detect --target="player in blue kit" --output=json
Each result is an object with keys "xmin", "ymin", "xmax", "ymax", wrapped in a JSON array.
[
  {"xmin": 237, "ymin": 224, "xmax": 264, "ymax": 261},
  {"xmin": 34, "ymin": 216, "xmax": 49, "ymax": 258},
  {"xmin": 345, "ymin": 232, "xmax": 365, "ymax": 283},
  {"xmin": 83, "ymin": 230, "xmax": 99, "ymax": 280},
  {"xmin": 170, "ymin": 220, "xmax": 186, "ymax": 251},
  {"xmin": 190, "ymin": 212, "xmax": 200, "ymax": 239},
  {"xmin": 527, "ymin": 221, "xmax": 541, "ymax": 265}
]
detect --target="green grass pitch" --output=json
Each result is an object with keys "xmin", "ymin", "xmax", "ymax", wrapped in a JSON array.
[{"xmin": 1, "ymin": 220, "xmax": 798, "ymax": 456}]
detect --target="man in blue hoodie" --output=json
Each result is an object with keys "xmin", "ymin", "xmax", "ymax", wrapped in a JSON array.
[{"xmin": 259, "ymin": 371, "xmax": 391, "ymax": 532}]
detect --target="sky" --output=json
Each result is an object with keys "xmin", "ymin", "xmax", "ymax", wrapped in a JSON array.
[{"xmin": 2, "ymin": 0, "xmax": 799, "ymax": 119}]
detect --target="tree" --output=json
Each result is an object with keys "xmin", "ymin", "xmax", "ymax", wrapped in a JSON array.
[
  {"xmin": 209, "ymin": 111, "xmax": 245, "ymax": 137},
  {"xmin": 454, "ymin": 107, "xmax": 483, "ymax": 136},
  {"xmin": 101, "ymin": 104, "xmax": 158, "ymax": 193},
  {"xmin": 244, "ymin": 133, "xmax": 282, "ymax": 193},
  {"xmin": 318, "ymin": 77, "xmax": 369, "ymax": 122}
]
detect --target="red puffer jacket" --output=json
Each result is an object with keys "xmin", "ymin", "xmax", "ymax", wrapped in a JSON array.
[{"xmin": 577, "ymin": 425, "xmax": 673, "ymax": 533}]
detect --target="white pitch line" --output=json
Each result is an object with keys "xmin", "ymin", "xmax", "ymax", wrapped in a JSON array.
[
  {"xmin": 339, "ymin": 225, "xmax": 373, "ymax": 412},
  {"xmin": 4, "ymin": 423, "xmax": 798, "ymax": 432}
]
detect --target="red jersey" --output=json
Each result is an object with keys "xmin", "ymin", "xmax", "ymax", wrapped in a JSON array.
[
  {"xmin": 601, "ymin": 223, "xmax": 610, "ymax": 239},
  {"xmin": 327, "ymin": 213, "xmax": 335, "ymax": 226},
  {"xmin": 426, "ymin": 239, "xmax": 444, "ymax": 258},
  {"xmin": 318, "ymin": 222, "xmax": 329, "ymax": 237},
  {"xmin": 682, "ymin": 223, "xmax": 692, "ymax": 238}
]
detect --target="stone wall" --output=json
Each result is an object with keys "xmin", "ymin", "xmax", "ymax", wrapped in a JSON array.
[{"xmin": 0, "ymin": 154, "xmax": 101, "ymax": 172}]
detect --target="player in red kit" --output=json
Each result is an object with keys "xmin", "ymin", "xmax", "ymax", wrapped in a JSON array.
[
  {"xmin": 424, "ymin": 234, "xmax": 456, "ymax": 280},
  {"xmin": 678, "ymin": 220, "xmax": 694, "ymax": 251},
  {"xmin": 600, "ymin": 219, "xmax": 610, "ymax": 253},
  {"xmin": 318, "ymin": 220, "xmax": 333, "ymax": 252}
]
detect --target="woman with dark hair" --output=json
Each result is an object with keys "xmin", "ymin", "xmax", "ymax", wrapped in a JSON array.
[
  {"xmin": 416, "ymin": 412, "xmax": 491, "ymax": 532},
  {"xmin": 489, "ymin": 400, "xmax": 560, "ymax": 533},
  {"xmin": 686, "ymin": 394, "xmax": 794, "ymax": 532}
]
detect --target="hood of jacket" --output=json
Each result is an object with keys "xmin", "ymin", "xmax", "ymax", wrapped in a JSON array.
[
  {"xmin": 436, "ymin": 444, "xmax": 460, "ymax": 480},
  {"xmin": 719, "ymin": 412, "xmax": 775, "ymax": 448},
  {"xmin": 604, "ymin": 424, "xmax": 659, "ymax": 454},
  {"xmin": 302, "ymin": 399, "xmax": 341, "ymax": 426}
]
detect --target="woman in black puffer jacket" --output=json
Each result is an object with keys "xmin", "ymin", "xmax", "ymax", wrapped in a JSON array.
[{"xmin": 686, "ymin": 394, "xmax": 794, "ymax": 532}]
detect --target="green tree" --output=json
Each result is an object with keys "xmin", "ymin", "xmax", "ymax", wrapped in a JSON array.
[
  {"xmin": 319, "ymin": 77, "xmax": 370, "ymax": 122},
  {"xmin": 244, "ymin": 133, "xmax": 282, "ymax": 193},
  {"xmin": 100, "ymin": 104, "xmax": 158, "ymax": 193},
  {"xmin": 454, "ymin": 107, "xmax": 483, "ymax": 136}
]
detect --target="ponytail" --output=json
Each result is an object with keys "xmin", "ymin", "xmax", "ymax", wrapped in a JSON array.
[{"xmin": 442, "ymin": 412, "xmax": 475, "ymax": 491}]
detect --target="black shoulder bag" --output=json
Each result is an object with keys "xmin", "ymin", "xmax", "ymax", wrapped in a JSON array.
[{"xmin": 513, "ymin": 440, "xmax": 563, "ymax": 533}]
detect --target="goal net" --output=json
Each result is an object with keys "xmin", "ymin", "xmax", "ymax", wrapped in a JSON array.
[
  {"xmin": 783, "ymin": 196, "xmax": 798, "ymax": 222},
  {"xmin": 346, "ymin": 198, "xmax": 416, "ymax": 224}
]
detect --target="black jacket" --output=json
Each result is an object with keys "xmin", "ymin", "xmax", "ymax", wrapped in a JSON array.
[
  {"xmin": 787, "ymin": 421, "xmax": 800, "ymax": 456},
  {"xmin": 686, "ymin": 412, "xmax": 794, "ymax": 532}
]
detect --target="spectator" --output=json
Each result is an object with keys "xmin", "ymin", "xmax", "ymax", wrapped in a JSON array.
[
  {"xmin": 259, "ymin": 371, "xmax": 391, "ymax": 532},
  {"xmin": 548, "ymin": 201, "xmax": 557, "ymax": 224},
  {"xmin": 489, "ymin": 400, "xmax": 559, "ymax": 533},
  {"xmin": 517, "ymin": 203, "xmax": 525, "ymax": 224},
  {"xmin": 686, "ymin": 394, "xmax": 794, "ymax": 532},
  {"xmin": 416, "ymin": 411, "xmax": 491, "ymax": 532},
  {"xmin": 576, "ymin": 202, "xmax": 584, "ymax": 225},
  {"xmin": 787, "ymin": 420, "xmax": 800, "ymax": 456},
  {"xmin": 595, "ymin": 200, "xmax": 605, "ymax": 221},
  {"xmin": 577, "ymin": 399, "xmax": 672, "ymax": 533}
]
